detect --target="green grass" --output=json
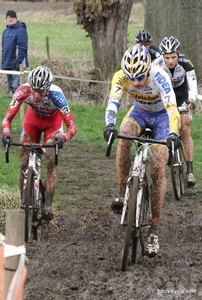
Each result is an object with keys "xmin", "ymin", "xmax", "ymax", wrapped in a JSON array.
[
  {"xmin": 1, "ymin": 88, "xmax": 202, "ymax": 231},
  {"xmin": 0, "ymin": 3, "xmax": 144, "ymax": 69},
  {"xmin": 0, "ymin": 90, "xmax": 127, "ymax": 189},
  {"xmin": 1, "ymin": 88, "xmax": 202, "ymax": 188}
]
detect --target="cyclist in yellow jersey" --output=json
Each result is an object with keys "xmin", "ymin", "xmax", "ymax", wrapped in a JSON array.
[{"xmin": 103, "ymin": 44, "xmax": 181, "ymax": 257}]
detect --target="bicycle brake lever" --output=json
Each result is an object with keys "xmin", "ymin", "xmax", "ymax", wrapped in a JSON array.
[
  {"xmin": 107, "ymin": 132, "xmax": 113, "ymax": 146},
  {"xmin": 171, "ymin": 141, "xmax": 174, "ymax": 156},
  {"xmin": 106, "ymin": 132, "xmax": 113, "ymax": 157}
]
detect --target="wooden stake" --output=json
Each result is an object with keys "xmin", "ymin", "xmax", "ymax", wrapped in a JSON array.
[{"xmin": 4, "ymin": 210, "xmax": 25, "ymax": 300}]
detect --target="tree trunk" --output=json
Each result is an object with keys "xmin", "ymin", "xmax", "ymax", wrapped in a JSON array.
[
  {"xmin": 144, "ymin": 0, "xmax": 202, "ymax": 81},
  {"xmin": 74, "ymin": 0, "xmax": 134, "ymax": 79}
]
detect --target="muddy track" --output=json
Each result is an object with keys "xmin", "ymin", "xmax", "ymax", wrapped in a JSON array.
[{"xmin": 23, "ymin": 140, "xmax": 202, "ymax": 300}]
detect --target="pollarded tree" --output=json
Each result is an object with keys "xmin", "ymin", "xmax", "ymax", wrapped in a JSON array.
[
  {"xmin": 144, "ymin": 0, "xmax": 202, "ymax": 81},
  {"xmin": 74, "ymin": 0, "xmax": 134, "ymax": 79}
]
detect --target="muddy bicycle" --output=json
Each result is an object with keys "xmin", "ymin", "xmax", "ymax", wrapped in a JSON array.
[
  {"xmin": 168, "ymin": 140, "xmax": 185, "ymax": 200},
  {"xmin": 169, "ymin": 104, "xmax": 192, "ymax": 201},
  {"xmin": 106, "ymin": 130, "xmax": 167, "ymax": 271},
  {"xmin": 106, "ymin": 129, "xmax": 183, "ymax": 271},
  {"xmin": 5, "ymin": 140, "xmax": 59, "ymax": 242},
  {"xmin": 168, "ymin": 103, "xmax": 192, "ymax": 200}
]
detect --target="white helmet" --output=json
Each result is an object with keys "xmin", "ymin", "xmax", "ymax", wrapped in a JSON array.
[
  {"xmin": 159, "ymin": 36, "xmax": 180, "ymax": 54},
  {"xmin": 28, "ymin": 66, "xmax": 53, "ymax": 90}
]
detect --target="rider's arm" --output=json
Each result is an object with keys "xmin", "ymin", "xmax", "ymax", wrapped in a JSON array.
[
  {"xmin": 2, "ymin": 96, "xmax": 22, "ymax": 136},
  {"xmin": 186, "ymin": 69, "xmax": 198, "ymax": 104},
  {"xmin": 153, "ymin": 66, "xmax": 181, "ymax": 134},
  {"xmin": 179, "ymin": 55, "xmax": 198, "ymax": 107},
  {"xmin": 48, "ymin": 86, "xmax": 76, "ymax": 141},
  {"xmin": 59, "ymin": 110, "xmax": 76, "ymax": 142},
  {"xmin": 105, "ymin": 69, "xmax": 127, "ymax": 125}
]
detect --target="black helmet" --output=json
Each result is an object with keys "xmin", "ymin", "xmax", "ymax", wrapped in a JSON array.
[
  {"xmin": 159, "ymin": 36, "xmax": 180, "ymax": 54},
  {"xmin": 135, "ymin": 29, "xmax": 152, "ymax": 43},
  {"xmin": 28, "ymin": 66, "xmax": 53, "ymax": 90}
]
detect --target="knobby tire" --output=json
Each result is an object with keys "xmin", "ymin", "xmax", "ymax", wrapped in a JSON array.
[
  {"xmin": 39, "ymin": 180, "xmax": 46, "ymax": 240},
  {"xmin": 132, "ymin": 177, "xmax": 150, "ymax": 264},
  {"xmin": 120, "ymin": 176, "xmax": 139, "ymax": 272},
  {"xmin": 24, "ymin": 167, "xmax": 34, "ymax": 242},
  {"xmin": 179, "ymin": 149, "xmax": 185, "ymax": 195}
]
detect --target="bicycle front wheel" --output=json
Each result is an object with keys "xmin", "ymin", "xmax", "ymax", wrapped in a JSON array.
[
  {"xmin": 39, "ymin": 179, "xmax": 47, "ymax": 240},
  {"xmin": 120, "ymin": 176, "xmax": 139, "ymax": 272},
  {"xmin": 170, "ymin": 151, "xmax": 181, "ymax": 200},
  {"xmin": 132, "ymin": 176, "xmax": 150, "ymax": 264},
  {"xmin": 24, "ymin": 167, "xmax": 34, "ymax": 242}
]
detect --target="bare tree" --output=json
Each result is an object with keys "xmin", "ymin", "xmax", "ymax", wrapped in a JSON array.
[
  {"xmin": 74, "ymin": 0, "xmax": 134, "ymax": 79},
  {"xmin": 144, "ymin": 0, "xmax": 202, "ymax": 81}
]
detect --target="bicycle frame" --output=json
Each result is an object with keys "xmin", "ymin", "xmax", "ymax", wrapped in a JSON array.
[
  {"xmin": 121, "ymin": 140, "xmax": 152, "ymax": 227},
  {"xmin": 106, "ymin": 132, "xmax": 167, "ymax": 270},
  {"xmin": 21, "ymin": 149, "xmax": 42, "ymax": 209},
  {"xmin": 5, "ymin": 140, "xmax": 59, "ymax": 242}
]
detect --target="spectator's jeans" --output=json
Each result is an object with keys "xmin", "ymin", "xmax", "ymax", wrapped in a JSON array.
[{"xmin": 6, "ymin": 72, "xmax": 20, "ymax": 94}]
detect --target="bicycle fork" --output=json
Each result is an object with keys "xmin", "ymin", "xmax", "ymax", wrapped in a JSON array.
[
  {"xmin": 120, "ymin": 150, "xmax": 145, "ymax": 226},
  {"xmin": 21, "ymin": 152, "xmax": 41, "ymax": 208}
]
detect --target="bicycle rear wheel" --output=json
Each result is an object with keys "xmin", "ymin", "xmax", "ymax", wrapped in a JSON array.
[
  {"xmin": 120, "ymin": 176, "xmax": 139, "ymax": 272},
  {"xmin": 170, "ymin": 151, "xmax": 181, "ymax": 200},
  {"xmin": 24, "ymin": 167, "xmax": 34, "ymax": 242},
  {"xmin": 132, "ymin": 177, "xmax": 150, "ymax": 264},
  {"xmin": 179, "ymin": 149, "xmax": 185, "ymax": 195},
  {"xmin": 39, "ymin": 180, "xmax": 47, "ymax": 240}
]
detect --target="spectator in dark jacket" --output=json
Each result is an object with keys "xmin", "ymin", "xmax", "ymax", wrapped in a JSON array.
[{"xmin": 2, "ymin": 10, "xmax": 29, "ymax": 94}]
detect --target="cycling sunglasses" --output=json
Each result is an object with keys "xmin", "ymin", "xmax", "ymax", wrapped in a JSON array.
[{"xmin": 130, "ymin": 74, "xmax": 146, "ymax": 81}]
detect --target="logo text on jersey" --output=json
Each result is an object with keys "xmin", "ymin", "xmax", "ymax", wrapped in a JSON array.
[{"xmin": 155, "ymin": 72, "xmax": 171, "ymax": 94}]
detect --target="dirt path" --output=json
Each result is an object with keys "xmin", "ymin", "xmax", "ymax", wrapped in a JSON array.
[
  {"xmin": 22, "ymin": 140, "xmax": 202, "ymax": 300},
  {"xmin": 2, "ymin": 2, "xmax": 202, "ymax": 299}
]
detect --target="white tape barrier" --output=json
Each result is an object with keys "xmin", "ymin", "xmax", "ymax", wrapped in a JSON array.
[
  {"xmin": 4, "ymin": 244, "xmax": 26, "ymax": 258},
  {"xmin": 0, "ymin": 69, "xmax": 108, "ymax": 84}
]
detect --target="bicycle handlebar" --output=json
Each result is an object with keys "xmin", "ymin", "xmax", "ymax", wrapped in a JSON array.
[
  {"xmin": 5, "ymin": 141, "xmax": 60, "ymax": 165},
  {"xmin": 106, "ymin": 133, "xmax": 167, "ymax": 157},
  {"xmin": 117, "ymin": 134, "xmax": 167, "ymax": 145}
]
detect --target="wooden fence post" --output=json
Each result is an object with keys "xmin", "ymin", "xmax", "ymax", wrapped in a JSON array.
[
  {"xmin": 4, "ymin": 210, "xmax": 25, "ymax": 300},
  {"xmin": 0, "ymin": 233, "xmax": 5, "ymax": 299},
  {"xmin": 46, "ymin": 36, "xmax": 50, "ymax": 60}
]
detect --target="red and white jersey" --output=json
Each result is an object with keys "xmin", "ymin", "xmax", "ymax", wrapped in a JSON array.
[{"xmin": 2, "ymin": 83, "xmax": 76, "ymax": 139}]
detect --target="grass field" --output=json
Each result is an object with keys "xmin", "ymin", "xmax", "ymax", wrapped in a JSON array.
[
  {"xmin": 1, "ymin": 89, "xmax": 202, "ymax": 232},
  {"xmin": 1, "ymin": 90, "xmax": 202, "ymax": 188},
  {"xmin": 0, "ymin": 3, "xmax": 144, "ymax": 69}
]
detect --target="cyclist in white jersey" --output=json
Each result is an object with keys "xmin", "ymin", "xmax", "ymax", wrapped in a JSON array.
[
  {"xmin": 153, "ymin": 36, "xmax": 198, "ymax": 187},
  {"xmin": 103, "ymin": 44, "xmax": 181, "ymax": 257}
]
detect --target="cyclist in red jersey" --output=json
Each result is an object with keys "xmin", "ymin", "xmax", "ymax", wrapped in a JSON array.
[
  {"xmin": 103, "ymin": 45, "xmax": 181, "ymax": 257},
  {"xmin": 153, "ymin": 36, "xmax": 198, "ymax": 187},
  {"xmin": 2, "ymin": 66, "xmax": 76, "ymax": 220}
]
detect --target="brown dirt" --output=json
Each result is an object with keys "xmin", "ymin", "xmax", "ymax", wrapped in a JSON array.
[
  {"xmin": 22, "ymin": 140, "xmax": 202, "ymax": 300},
  {"xmin": 2, "ymin": 2, "xmax": 202, "ymax": 299}
]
